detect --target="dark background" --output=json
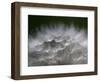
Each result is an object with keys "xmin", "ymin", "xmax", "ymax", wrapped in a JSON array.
[{"xmin": 28, "ymin": 15, "xmax": 88, "ymax": 36}]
